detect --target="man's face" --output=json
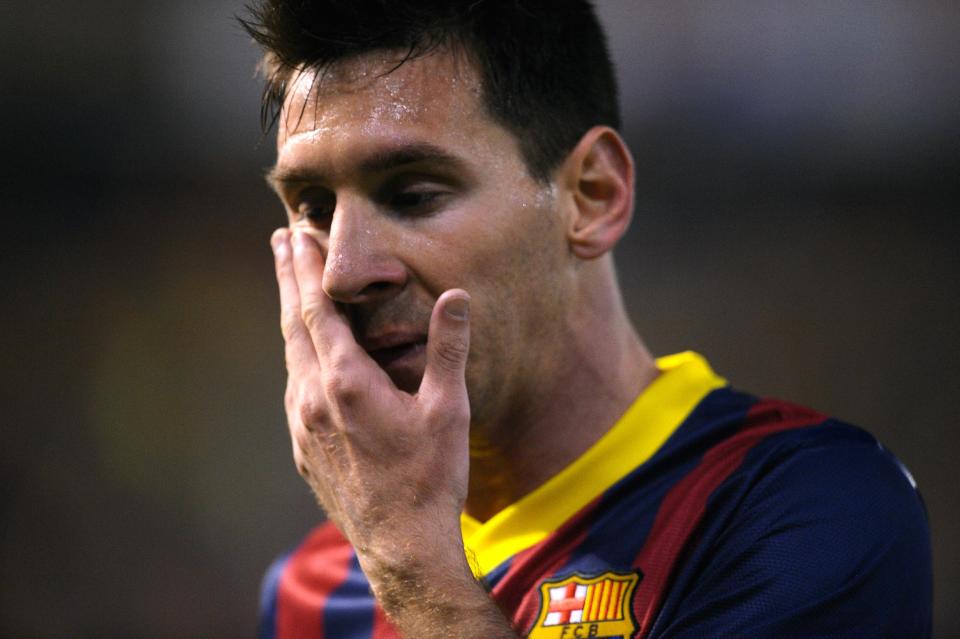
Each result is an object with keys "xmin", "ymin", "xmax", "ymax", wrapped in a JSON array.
[{"xmin": 269, "ymin": 50, "xmax": 572, "ymax": 427}]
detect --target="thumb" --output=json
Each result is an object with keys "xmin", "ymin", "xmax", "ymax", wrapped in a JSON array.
[{"xmin": 419, "ymin": 289, "xmax": 471, "ymax": 405}]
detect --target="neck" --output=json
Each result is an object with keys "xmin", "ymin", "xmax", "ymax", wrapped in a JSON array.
[{"xmin": 464, "ymin": 258, "xmax": 658, "ymax": 522}]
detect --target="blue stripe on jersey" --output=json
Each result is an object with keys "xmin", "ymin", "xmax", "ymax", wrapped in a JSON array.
[
  {"xmin": 259, "ymin": 550, "xmax": 292, "ymax": 639},
  {"xmin": 483, "ymin": 557, "xmax": 513, "ymax": 590},
  {"xmin": 646, "ymin": 418, "xmax": 931, "ymax": 637},
  {"xmin": 559, "ymin": 387, "xmax": 756, "ymax": 575},
  {"xmin": 646, "ymin": 386, "xmax": 758, "ymax": 469},
  {"xmin": 323, "ymin": 552, "xmax": 375, "ymax": 638}
]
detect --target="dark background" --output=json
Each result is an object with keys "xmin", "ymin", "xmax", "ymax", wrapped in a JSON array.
[{"xmin": 2, "ymin": 1, "xmax": 957, "ymax": 636}]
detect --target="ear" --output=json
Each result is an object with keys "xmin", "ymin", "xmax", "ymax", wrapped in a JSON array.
[{"xmin": 558, "ymin": 126, "xmax": 635, "ymax": 260}]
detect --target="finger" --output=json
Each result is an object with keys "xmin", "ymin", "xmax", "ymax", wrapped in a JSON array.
[
  {"xmin": 290, "ymin": 230, "xmax": 363, "ymax": 362},
  {"xmin": 419, "ymin": 289, "xmax": 471, "ymax": 409},
  {"xmin": 272, "ymin": 228, "xmax": 318, "ymax": 371}
]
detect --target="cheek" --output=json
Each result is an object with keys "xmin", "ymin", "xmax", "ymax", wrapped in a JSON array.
[
  {"xmin": 428, "ymin": 194, "xmax": 564, "ymax": 280},
  {"xmin": 419, "ymin": 225, "xmax": 541, "ymax": 298},
  {"xmin": 427, "ymin": 206, "xmax": 568, "ymax": 336}
]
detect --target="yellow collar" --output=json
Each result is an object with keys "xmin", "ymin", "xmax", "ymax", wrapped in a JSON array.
[{"xmin": 461, "ymin": 351, "xmax": 726, "ymax": 578}]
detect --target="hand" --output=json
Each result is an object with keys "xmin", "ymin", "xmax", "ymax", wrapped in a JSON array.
[
  {"xmin": 270, "ymin": 227, "xmax": 518, "ymax": 637},
  {"xmin": 271, "ymin": 227, "xmax": 472, "ymax": 574}
]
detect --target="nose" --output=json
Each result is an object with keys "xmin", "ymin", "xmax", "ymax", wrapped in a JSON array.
[{"xmin": 320, "ymin": 200, "xmax": 408, "ymax": 304}]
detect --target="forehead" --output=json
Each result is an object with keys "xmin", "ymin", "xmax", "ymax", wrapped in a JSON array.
[{"xmin": 276, "ymin": 49, "xmax": 489, "ymax": 154}]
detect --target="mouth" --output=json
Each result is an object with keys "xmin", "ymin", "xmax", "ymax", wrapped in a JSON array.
[
  {"xmin": 367, "ymin": 339, "xmax": 427, "ymax": 369},
  {"xmin": 362, "ymin": 333, "xmax": 428, "ymax": 391}
]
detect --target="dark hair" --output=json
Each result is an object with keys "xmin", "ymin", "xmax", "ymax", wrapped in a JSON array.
[{"xmin": 240, "ymin": 0, "xmax": 620, "ymax": 181}]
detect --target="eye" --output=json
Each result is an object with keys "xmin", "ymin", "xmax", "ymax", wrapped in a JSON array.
[
  {"xmin": 296, "ymin": 194, "xmax": 336, "ymax": 225},
  {"xmin": 384, "ymin": 184, "xmax": 450, "ymax": 218},
  {"xmin": 392, "ymin": 190, "xmax": 440, "ymax": 209}
]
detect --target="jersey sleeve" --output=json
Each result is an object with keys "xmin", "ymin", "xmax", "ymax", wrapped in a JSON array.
[
  {"xmin": 258, "ymin": 551, "xmax": 291, "ymax": 639},
  {"xmin": 651, "ymin": 436, "xmax": 932, "ymax": 638}
]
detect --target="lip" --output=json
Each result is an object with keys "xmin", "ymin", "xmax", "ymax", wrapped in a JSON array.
[
  {"xmin": 367, "ymin": 341, "xmax": 427, "ymax": 370},
  {"xmin": 362, "ymin": 331, "xmax": 428, "ymax": 369},
  {"xmin": 361, "ymin": 331, "xmax": 427, "ymax": 352}
]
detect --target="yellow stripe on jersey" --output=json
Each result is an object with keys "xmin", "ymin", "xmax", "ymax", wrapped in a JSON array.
[
  {"xmin": 607, "ymin": 580, "xmax": 622, "ymax": 619},
  {"xmin": 597, "ymin": 579, "xmax": 612, "ymax": 620},
  {"xmin": 461, "ymin": 351, "xmax": 726, "ymax": 578},
  {"xmin": 582, "ymin": 582, "xmax": 596, "ymax": 621}
]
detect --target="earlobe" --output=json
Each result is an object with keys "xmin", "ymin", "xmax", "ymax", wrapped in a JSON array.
[{"xmin": 562, "ymin": 126, "xmax": 635, "ymax": 260}]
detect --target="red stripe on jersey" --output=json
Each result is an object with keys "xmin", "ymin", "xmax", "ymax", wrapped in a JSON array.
[
  {"xmin": 371, "ymin": 602, "xmax": 401, "ymax": 638},
  {"xmin": 276, "ymin": 522, "xmax": 353, "ymax": 639},
  {"xmin": 631, "ymin": 399, "xmax": 825, "ymax": 637},
  {"xmin": 491, "ymin": 544, "xmax": 541, "ymax": 630},
  {"xmin": 492, "ymin": 497, "xmax": 603, "ymax": 633}
]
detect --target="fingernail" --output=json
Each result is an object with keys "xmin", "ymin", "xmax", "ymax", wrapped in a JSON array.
[{"xmin": 445, "ymin": 297, "xmax": 470, "ymax": 321}]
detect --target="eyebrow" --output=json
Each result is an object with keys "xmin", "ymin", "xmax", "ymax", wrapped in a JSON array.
[{"xmin": 265, "ymin": 142, "xmax": 469, "ymax": 191}]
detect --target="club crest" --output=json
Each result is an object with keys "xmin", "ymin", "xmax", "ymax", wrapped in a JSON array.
[{"xmin": 528, "ymin": 570, "xmax": 641, "ymax": 638}]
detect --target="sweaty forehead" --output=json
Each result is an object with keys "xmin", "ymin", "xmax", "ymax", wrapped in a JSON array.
[{"xmin": 277, "ymin": 50, "xmax": 486, "ymax": 146}]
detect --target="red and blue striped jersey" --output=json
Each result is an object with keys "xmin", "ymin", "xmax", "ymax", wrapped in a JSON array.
[{"xmin": 260, "ymin": 352, "xmax": 932, "ymax": 638}]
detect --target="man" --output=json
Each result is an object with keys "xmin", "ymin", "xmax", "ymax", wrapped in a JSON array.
[{"xmin": 244, "ymin": 2, "xmax": 932, "ymax": 637}]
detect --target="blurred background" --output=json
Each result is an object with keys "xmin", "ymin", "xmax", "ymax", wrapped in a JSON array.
[{"xmin": 1, "ymin": 1, "xmax": 957, "ymax": 636}]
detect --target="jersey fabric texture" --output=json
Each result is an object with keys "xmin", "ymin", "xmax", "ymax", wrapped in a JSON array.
[{"xmin": 259, "ymin": 352, "xmax": 932, "ymax": 638}]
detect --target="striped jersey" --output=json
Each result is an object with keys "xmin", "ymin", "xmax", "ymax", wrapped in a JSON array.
[{"xmin": 259, "ymin": 352, "xmax": 932, "ymax": 638}]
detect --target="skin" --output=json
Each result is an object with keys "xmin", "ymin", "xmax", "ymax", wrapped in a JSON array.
[{"xmin": 268, "ymin": 49, "xmax": 657, "ymax": 637}]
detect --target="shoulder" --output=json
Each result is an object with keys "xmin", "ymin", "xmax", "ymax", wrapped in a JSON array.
[
  {"xmin": 653, "ymin": 401, "xmax": 932, "ymax": 637},
  {"xmin": 696, "ymin": 395, "xmax": 926, "ymax": 530},
  {"xmin": 730, "ymin": 405, "xmax": 928, "ymax": 544}
]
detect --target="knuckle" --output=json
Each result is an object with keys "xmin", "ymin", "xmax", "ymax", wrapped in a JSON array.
[
  {"xmin": 292, "ymin": 423, "xmax": 313, "ymax": 452},
  {"xmin": 300, "ymin": 302, "xmax": 323, "ymax": 331},
  {"xmin": 298, "ymin": 395, "xmax": 328, "ymax": 428},
  {"xmin": 291, "ymin": 447, "xmax": 311, "ymax": 479},
  {"xmin": 280, "ymin": 309, "xmax": 302, "ymax": 340},
  {"xmin": 324, "ymin": 352, "xmax": 352, "ymax": 379},
  {"xmin": 324, "ymin": 375, "xmax": 362, "ymax": 408},
  {"xmin": 323, "ymin": 371, "xmax": 345, "ymax": 397},
  {"xmin": 323, "ymin": 358, "xmax": 362, "ymax": 403},
  {"xmin": 435, "ymin": 336, "xmax": 469, "ymax": 369}
]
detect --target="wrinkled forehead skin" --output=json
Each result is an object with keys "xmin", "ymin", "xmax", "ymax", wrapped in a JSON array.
[{"xmin": 274, "ymin": 49, "xmax": 527, "ymax": 179}]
